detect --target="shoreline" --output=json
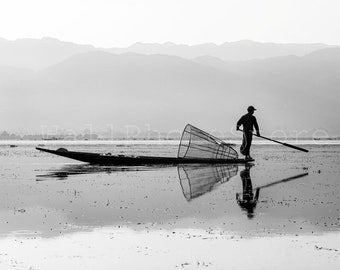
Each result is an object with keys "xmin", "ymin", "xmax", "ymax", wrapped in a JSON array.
[{"xmin": 1, "ymin": 139, "xmax": 340, "ymax": 146}]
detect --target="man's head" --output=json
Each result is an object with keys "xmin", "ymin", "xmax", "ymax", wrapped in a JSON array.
[{"xmin": 247, "ymin": 106, "xmax": 256, "ymax": 114}]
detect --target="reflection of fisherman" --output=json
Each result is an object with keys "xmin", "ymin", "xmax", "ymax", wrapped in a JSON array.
[
  {"xmin": 236, "ymin": 106, "xmax": 260, "ymax": 160},
  {"xmin": 236, "ymin": 164, "xmax": 259, "ymax": 219}
]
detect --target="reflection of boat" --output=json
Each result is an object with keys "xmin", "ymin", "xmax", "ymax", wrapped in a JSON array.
[
  {"xmin": 178, "ymin": 164, "xmax": 238, "ymax": 200},
  {"xmin": 36, "ymin": 164, "xmax": 159, "ymax": 180},
  {"xmin": 36, "ymin": 124, "xmax": 254, "ymax": 165}
]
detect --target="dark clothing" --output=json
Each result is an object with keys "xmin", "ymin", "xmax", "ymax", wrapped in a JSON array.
[
  {"xmin": 236, "ymin": 113, "xmax": 259, "ymax": 157},
  {"xmin": 236, "ymin": 113, "xmax": 259, "ymax": 133},
  {"xmin": 240, "ymin": 131, "xmax": 252, "ymax": 156}
]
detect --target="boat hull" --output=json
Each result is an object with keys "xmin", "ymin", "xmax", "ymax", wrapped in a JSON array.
[{"xmin": 36, "ymin": 147, "xmax": 253, "ymax": 165}]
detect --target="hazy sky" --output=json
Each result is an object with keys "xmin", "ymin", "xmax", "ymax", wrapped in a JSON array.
[{"xmin": 0, "ymin": 0, "xmax": 339, "ymax": 47}]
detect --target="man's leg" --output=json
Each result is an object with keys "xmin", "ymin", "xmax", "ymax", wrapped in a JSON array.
[
  {"xmin": 245, "ymin": 132, "xmax": 253, "ymax": 158},
  {"xmin": 240, "ymin": 132, "xmax": 248, "ymax": 156}
]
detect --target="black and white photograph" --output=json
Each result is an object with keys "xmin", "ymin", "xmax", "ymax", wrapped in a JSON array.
[{"xmin": 0, "ymin": 0, "xmax": 339, "ymax": 269}]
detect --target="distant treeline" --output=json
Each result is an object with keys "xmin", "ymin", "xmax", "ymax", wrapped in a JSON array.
[
  {"xmin": 1, "ymin": 131, "xmax": 339, "ymax": 141},
  {"xmin": 0, "ymin": 131, "xmax": 98, "ymax": 141}
]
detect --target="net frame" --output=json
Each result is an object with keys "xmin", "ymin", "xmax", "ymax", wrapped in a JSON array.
[{"xmin": 178, "ymin": 124, "xmax": 238, "ymax": 160}]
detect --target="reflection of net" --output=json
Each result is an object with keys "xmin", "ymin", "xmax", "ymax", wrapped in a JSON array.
[
  {"xmin": 178, "ymin": 164, "xmax": 238, "ymax": 200},
  {"xmin": 178, "ymin": 124, "xmax": 238, "ymax": 160}
]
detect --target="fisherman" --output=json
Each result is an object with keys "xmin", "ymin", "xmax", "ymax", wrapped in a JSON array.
[{"xmin": 236, "ymin": 106, "xmax": 260, "ymax": 160}]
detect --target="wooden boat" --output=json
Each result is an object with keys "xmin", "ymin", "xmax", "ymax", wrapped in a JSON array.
[
  {"xmin": 36, "ymin": 124, "xmax": 255, "ymax": 165},
  {"xmin": 36, "ymin": 147, "xmax": 253, "ymax": 165}
]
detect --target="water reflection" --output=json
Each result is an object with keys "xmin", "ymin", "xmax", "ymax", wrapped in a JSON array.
[
  {"xmin": 255, "ymin": 172, "xmax": 309, "ymax": 190},
  {"xmin": 178, "ymin": 164, "xmax": 238, "ymax": 200},
  {"xmin": 36, "ymin": 163, "xmax": 308, "ymax": 220},
  {"xmin": 236, "ymin": 164, "xmax": 259, "ymax": 219},
  {"xmin": 36, "ymin": 164, "xmax": 170, "ymax": 180},
  {"xmin": 177, "ymin": 163, "xmax": 308, "ymax": 219},
  {"xmin": 236, "ymin": 166, "xmax": 308, "ymax": 219}
]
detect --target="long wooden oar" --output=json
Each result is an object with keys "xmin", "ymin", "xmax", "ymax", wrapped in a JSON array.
[{"xmin": 239, "ymin": 129, "xmax": 309, "ymax": 152}]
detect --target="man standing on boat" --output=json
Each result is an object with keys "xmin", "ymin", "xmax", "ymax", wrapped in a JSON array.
[{"xmin": 236, "ymin": 106, "xmax": 260, "ymax": 160}]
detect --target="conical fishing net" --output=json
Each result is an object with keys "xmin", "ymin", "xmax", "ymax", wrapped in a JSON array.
[
  {"xmin": 178, "ymin": 164, "xmax": 238, "ymax": 200},
  {"xmin": 178, "ymin": 124, "xmax": 238, "ymax": 160}
]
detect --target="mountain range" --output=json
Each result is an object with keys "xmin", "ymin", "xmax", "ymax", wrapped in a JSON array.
[
  {"xmin": 0, "ymin": 37, "xmax": 335, "ymax": 70},
  {"xmin": 0, "ymin": 37, "xmax": 339, "ymax": 136}
]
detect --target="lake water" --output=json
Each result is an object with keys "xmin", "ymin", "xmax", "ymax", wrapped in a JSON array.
[{"xmin": 0, "ymin": 142, "xmax": 339, "ymax": 269}]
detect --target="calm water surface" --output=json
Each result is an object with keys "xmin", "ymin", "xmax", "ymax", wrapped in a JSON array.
[{"xmin": 0, "ymin": 142, "xmax": 339, "ymax": 269}]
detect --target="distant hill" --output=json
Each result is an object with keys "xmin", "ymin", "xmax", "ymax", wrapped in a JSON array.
[
  {"xmin": 1, "ymin": 49, "xmax": 339, "ymax": 136},
  {"xmin": 0, "ymin": 37, "xmax": 336, "ymax": 70},
  {"xmin": 0, "ymin": 37, "xmax": 95, "ymax": 70},
  {"xmin": 194, "ymin": 48, "xmax": 340, "ymax": 103},
  {"xmin": 0, "ymin": 66, "xmax": 34, "ymax": 87},
  {"xmin": 109, "ymin": 40, "xmax": 335, "ymax": 61}
]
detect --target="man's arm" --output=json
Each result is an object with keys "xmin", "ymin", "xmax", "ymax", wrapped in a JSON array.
[{"xmin": 236, "ymin": 116, "xmax": 244, "ymax": 130}]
